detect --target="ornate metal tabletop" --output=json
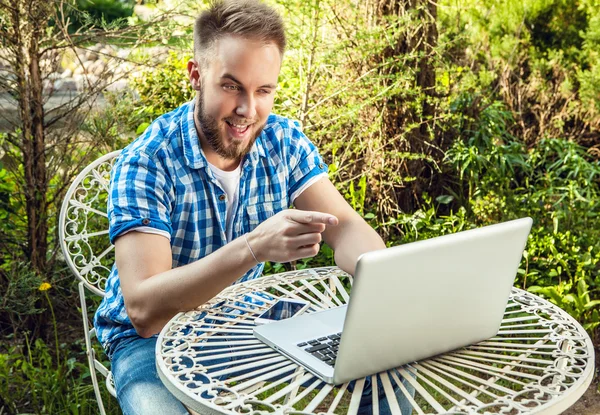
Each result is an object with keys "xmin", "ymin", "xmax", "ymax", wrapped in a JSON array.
[{"xmin": 156, "ymin": 267, "xmax": 594, "ymax": 414}]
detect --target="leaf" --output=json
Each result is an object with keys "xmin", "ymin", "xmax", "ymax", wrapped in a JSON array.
[
  {"xmin": 436, "ymin": 195, "xmax": 454, "ymax": 204},
  {"xmin": 563, "ymin": 294, "xmax": 577, "ymax": 304},
  {"xmin": 583, "ymin": 322, "xmax": 600, "ymax": 332},
  {"xmin": 136, "ymin": 122, "xmax": 151, "ymax": 135},
  {"xmin": 584, "ymin": 300, "xmax": 600, "ymax": 310},
  {"xmin": 577, "ymin": 279, "xmax": 591, "ymax": 304},
  {"xmin": 529, "ymin": 286, "xmax": 564, "ymax": 305}
]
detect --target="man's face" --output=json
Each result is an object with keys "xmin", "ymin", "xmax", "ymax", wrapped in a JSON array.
[{"xmin": 192, "ymin": 36, "xmax": 281, "ymax": 162}]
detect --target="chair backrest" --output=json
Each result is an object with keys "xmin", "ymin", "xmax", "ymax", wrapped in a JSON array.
[{"xmin": 59, "ymin": 150, "xmax": 121, "ymax": 297}]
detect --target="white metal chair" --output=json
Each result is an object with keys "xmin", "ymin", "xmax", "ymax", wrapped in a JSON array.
[{"xmin": 59, "ymin": 150, "xmax": 121, "ymax": 415}]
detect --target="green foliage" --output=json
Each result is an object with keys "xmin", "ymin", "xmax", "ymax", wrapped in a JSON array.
[
  {"xmin": 0, "ymin": 135, "xmax": 26, "ymax": 265},
  {"xmin": 441, "ymin": 0, "xmax": 600, "ymax": 142},
  {"xmin": 445, "ymin": 100, "xmax": 530, "ymax": 207},
  {"xmin": 0, "ymin": 165, "xmax": 13, "ymax": 222},
  {"xmin": 444, "ymin": 98, "xmax": 600, "ymax": 334},
  {"xmin": 82, "ymin": 91, "xmax": 145, "ymax": 151},
  {"xmin": 0, "ymin": 261, "xmax": 45, "ymax": 329},
  {"xmin": 272, "ymin": 0, "xmax": 459, "ymax": 215},
  {"xmin": 131, "ymin": 51, "xmax": 194, "ymax": 122},
  {"xmin": 580, "ymin": 7, "xmax": 600, "ymax": 111},
  {"xmin": 529, "ymin": 279, "xmax": 600, "ymax": 332},
  {"xmin": 0, "ymin": 337, "xmax": 118, "ymax": 414},
  {"xmin": 345, "ymin": 176, "xmax": 368, "ymax": 217},
  {"xmin": 73, "ymin": 0, "xmax": 135, "ymax": 29},
  {"xmin": 384, "ymin": 197, "xmax": 471, "ymax": 243},
  {"xmin": 0, "ymin": 166, "xmax": 17, "ymax": 252}
]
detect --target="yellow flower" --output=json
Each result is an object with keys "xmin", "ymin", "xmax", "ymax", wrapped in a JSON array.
[{"xmin": 39, "ymin": 282, "xmax": 52, "ymax": 291}]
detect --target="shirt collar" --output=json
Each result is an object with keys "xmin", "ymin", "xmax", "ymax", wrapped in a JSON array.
[{"xmin": 181, "ymin": 99, "xmax": 267, "ymax": 170}]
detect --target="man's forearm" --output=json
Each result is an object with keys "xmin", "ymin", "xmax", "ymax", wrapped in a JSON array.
[
  {"xmin": 330, "ymin": 219, "xmax": 386, "ymax": 275},
  {"xmin": 118, "ymin": 234, "xmax": 257, "ymax": 338},
  {"xmin": 292, "ymin": 177, "xmax": 386, "ymax": 275}
]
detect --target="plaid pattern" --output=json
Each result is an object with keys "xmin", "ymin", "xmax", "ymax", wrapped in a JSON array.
[{"xmin": 94, "ymin": 101, "xmax": 328, "ymax": 352}]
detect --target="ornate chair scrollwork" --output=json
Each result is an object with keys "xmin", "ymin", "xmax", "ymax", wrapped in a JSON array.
[{"xmin": 59, "ymin": 150, "xmax": 121, "ymax": 415}]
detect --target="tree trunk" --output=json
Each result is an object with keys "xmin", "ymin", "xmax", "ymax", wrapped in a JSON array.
[
  {"xmin": 29, "ymin": 5, "xmax": 48, "ymax": 274},
  {"xmin": 10, "ymin": 1, "xmax": 49, "ymax": 274}
]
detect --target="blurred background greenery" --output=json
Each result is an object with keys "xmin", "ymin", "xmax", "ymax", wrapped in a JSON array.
[{"xmin": 1, "ymin": 0, "xmax": 600, "ymax": 412}]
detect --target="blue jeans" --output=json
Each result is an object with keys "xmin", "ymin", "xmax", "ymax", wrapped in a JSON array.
[
  {"xmin": 111, "ymin": 336, "xmax": 189, "ymax": 415},
  {"xmin": 110, "ymin": 335, "xmax": 415, "ymax": 415}
]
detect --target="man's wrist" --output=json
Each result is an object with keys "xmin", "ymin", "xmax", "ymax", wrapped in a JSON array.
[{"xmin": 244, "ymin": 233, "xmax": 261, "ymax": 264}]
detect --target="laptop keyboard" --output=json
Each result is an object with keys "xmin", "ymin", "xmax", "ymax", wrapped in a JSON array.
[{"xmin": 297, "ymin": 333, "xmax": 341, "ymax": 367}]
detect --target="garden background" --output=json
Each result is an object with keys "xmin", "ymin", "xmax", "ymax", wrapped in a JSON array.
[{"xmin": 1, "ymin": 0, "xmax": 600, "ymax": 413}]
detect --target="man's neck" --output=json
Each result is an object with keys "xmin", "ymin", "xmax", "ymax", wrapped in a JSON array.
[{"xmin": 202, "ymin": 147, "xmax": 241, "ymax": 172}]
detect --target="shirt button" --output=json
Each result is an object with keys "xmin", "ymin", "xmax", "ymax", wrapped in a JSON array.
[
  {"xmin": 142, "ymin": 218, "xmax": 150, "ymax": 225},
  {"xmin": 219, "ymin": 194, "xmax": 226, "ymax": 201},
  {"xmin": 319, "ymin": 163, "xmax": 324, "ymax": 169}
]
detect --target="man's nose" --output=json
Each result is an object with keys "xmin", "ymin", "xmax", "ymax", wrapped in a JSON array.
[{"xmin": 235, "ymin": 94, "xmax": 257, "ymax": 120}]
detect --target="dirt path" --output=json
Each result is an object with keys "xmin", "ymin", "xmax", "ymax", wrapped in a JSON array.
[
  {"xmin": 564, "ymin": 347, "xmax": 599, "ymax": 414},
  {"xmin": 564, "ymin": 382, "xmax": 600, "ymax": 414}
]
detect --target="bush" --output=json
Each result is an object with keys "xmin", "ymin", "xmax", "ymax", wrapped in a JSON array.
[
  {"xmin": 443, "ymin": 104, "xmax": 600, "ymax": 336},
  {"xmin": 0, "ymin": 261, "xmax": 45, "ymax": 336},
  {"xmin": 74, "ymin": 0, "xmax": 135, "ymax": 28},
  {"xmin": 131, "ymin": 51, "xmax": 193, "ymax": 124},
  {"xmin": 0, "ymin": 337, "xmax": 118, "ymax": 414}
]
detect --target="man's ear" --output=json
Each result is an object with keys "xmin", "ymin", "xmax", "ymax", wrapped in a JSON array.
[{"xmin": 187, "ymin": 59, "xmax": 202, "ymax": 91}]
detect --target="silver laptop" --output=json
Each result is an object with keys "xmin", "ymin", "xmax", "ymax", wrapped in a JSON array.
[{"xmin": 253, "ymin": 217, "xmax": 533, "ymax": 385}]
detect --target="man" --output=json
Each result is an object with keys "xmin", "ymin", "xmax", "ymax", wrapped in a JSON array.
[{"xmin": 94, "ymin": 1, "xmax": 388, "ymax": 414}]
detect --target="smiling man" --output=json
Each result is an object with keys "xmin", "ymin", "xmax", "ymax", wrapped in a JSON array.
[
  {"xmin": 94, "ymin": 1, "xmax": 387, "ymax": 414},
  {"xmin": 194, "ymin": 35, "xmax": 279, "ymax": 165}
]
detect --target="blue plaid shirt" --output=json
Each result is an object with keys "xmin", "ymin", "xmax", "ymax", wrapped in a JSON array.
[{"xmin": 94, "ymin": 101, "xmax": 328, "ymax": 352}]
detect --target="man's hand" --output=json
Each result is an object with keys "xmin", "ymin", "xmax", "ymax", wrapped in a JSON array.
[{"xmin": 247, "ymin": 210, "xmax": 338, "ymax": 263}]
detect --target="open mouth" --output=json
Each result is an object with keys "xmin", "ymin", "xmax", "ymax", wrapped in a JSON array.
[{"xmin": 226, "ymin": 120, "xmax": 251, "ymax": 136}]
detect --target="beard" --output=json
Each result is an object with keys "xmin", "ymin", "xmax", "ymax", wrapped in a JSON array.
[{"xmin": 195, "ymin": 94, "xmax": 265, "ymax": 161}]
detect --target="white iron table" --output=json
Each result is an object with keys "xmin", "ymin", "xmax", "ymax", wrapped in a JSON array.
[{"xmin": 156, "ymin": 267, "xmax": 594, "ymax": 414}]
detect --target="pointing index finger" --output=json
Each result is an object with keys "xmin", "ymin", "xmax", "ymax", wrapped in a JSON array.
[{"xmin": 290, "ymin": 210, "xmax": 338, "ymax": 226}]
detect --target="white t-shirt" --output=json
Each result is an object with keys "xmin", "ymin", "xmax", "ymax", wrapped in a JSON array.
[{"xmin": 207, "ymin": 161, "xmax": 242, "ymax": 242}]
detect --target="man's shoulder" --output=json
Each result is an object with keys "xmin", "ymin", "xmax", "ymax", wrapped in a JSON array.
[
  {"xmin": 121, "ymin": 102, "xmax": 190, "ymax": 161},
  {"xmin": 260, "ymin": 113, "xmax": 308, "ymax": 151},
  {"xmin": 263, "ymin": 113, "xmax": 303, "ymax": 136}
]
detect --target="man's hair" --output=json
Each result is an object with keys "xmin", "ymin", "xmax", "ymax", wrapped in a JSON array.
[{"xmin": 194, "ymin": 0, "xmax": 286, "ymax": 67}]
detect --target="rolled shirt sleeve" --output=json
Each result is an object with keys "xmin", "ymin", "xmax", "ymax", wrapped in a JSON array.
[
  {"xmin": 285, "ymin": 121, "xmax": 329, "ymax": 201},
  {"xmin": 108, "ymin": 150, "xmax": 173, "ymax": 244}
]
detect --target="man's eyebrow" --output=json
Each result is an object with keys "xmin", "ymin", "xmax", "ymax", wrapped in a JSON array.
[
  {"xmin": 221, "ymin": 73, "xmax": 242, "ymax": 84},
  {"xmin": 221, "ymin": 73, "xmax": 277, "ymax": 90}
]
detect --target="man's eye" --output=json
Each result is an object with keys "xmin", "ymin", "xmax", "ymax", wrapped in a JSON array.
[
  {"xmin": 258, "ymin": 89, "xmax": 272, "ymax": 95},
  {"xmin": 224, "ymin": 85, "xmax": 239, "ymax": 91}
]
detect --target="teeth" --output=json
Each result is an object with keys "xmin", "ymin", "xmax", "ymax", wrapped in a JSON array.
[{"xmin": 227, "ymin": 121, "xmax": 250, "ymax": 128}]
